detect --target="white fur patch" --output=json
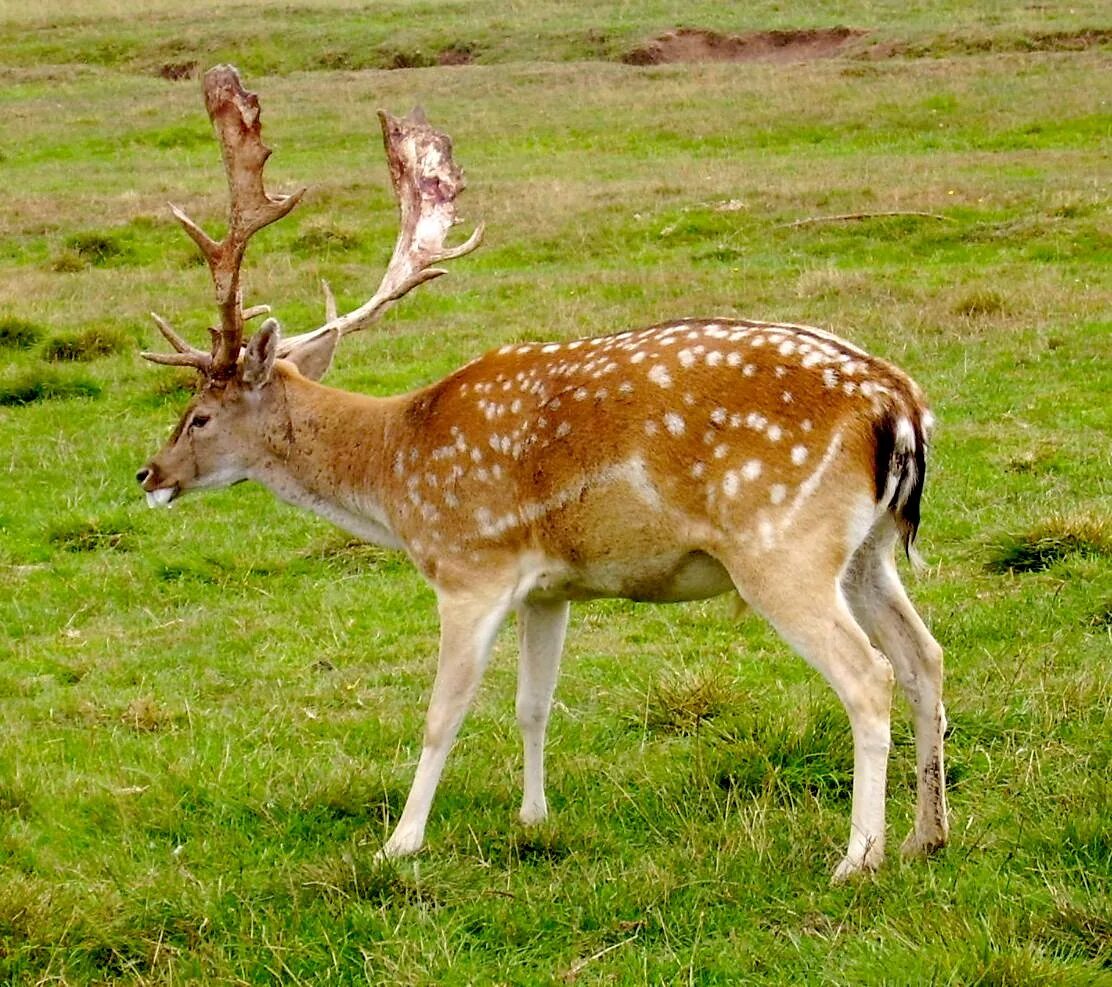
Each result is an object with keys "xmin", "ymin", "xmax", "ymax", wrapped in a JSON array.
[
  {"xmin": 145, "ymin": 488, "xmax": 175, "ymax": 509},
  {"xmin": 664, "ymin": 412, "xmax": 685, "ymax": 436}
]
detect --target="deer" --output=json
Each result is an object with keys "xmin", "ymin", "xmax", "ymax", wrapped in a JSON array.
[{"xmin": 137, "ymin": 65, "xmax": 949, "ymax": 881}]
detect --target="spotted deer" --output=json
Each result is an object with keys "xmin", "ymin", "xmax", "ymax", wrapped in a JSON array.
[{"xmin": 138, "ymin": 66, "xmax": 948, "ymax": 880}]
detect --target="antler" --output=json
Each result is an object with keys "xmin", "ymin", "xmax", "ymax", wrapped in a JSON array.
[
  {"xmin": 142, "ymin": 65, "xmax": 304, "ymax": 377},
  {"xmin": 277, "ymin": 107, "xmax": 483, "ymax": 357}
]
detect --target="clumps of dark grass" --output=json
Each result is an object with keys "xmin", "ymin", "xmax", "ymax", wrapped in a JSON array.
[
  {"xmin": 307, "ymin": 536, "xmax": 404, "ymax": 574},
  {"xmin": 157, "ymin": 60, "xmax": 197, "ymax": 81},
  {"xmin": 51, "ymin": 249, "xmax": 87, "ymax": 273},
  {"xmin": 291, "ymin": 225, "xmax": 361, "ymax": 256},
  {"xmin": 1004, "ymin": 445, "xmax": 1065, "ymax": 475},
  {"xmin": 121, "ymin": 695, "xmax": 176, "ymax": 733},
  {"xmin": 0, "ymin": 316, "xmax": 44, "ymax": 349},
  {"xmin": 42, "ymin": 327, "xmax": 130, "ymax": 362},
  {"xmin": 295, "ymin": 773, "xmax": 397, "ymax": 823},
  {"xmin": 952, "ymin": 287, "xmax": 1010, "ymax": 318},
  {"xmin": 480, "ymin": 827, "xmax": 573, "ymax": 867},
  {"xmin": 0, "ymin": 368, "xmax": 101, "ymax": 406},
  {"xmin": 1086, "ymin": 602, "xmax": 1112, "ymax": 629},
  {"xmin": 1042, "ymin": 896, "xmax": 1112, "ymax": 965},
  {"xmin": 65, "ymin": 231, "xmax": 123, "ymax": 265},
  {"xmin": 715, "ymin": 708, "xmax": 854, "ymax": 804},
  {"xmin": 48, "ymin": 516, "xmax": 134, "ymax": 553},
  {"xmin": 297, "ymin": 848, "xmax": 441, "ymax": 908},
  {"xmin": 156, "ymin": 557, "xmax": 231, "ymax": 584},
  {"xmin": 437, "ymin": 42, "xmax": 477, "ymax": 65},
  {"xmin": 0, "ymin": 777, "xmax": 33, "ymax": 816},
  {"xmin": 382, "ymin": 47, "xmax": 437, "ymax": 70},
  {"xmin": 985, "ymin": 514, "xmax": 1110, "ymax": 574},
  {"xmin": 640, "ymin": 668, "xmax": 737, "ymax": 735}
]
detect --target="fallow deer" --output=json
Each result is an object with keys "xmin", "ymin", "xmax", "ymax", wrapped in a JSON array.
[{"xmin": 137, "ymin": 66, "xmax": 948, "ymax": 880}]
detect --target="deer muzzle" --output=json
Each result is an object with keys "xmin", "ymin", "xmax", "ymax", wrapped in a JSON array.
[{"xmin": 136, "ymin": 466, "xmax": 179, "ymax": 509}]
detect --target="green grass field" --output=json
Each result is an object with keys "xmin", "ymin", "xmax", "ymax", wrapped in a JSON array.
[{"xmin": 1, "ymin": 2, "xmax": 1109, "ymax": 982}]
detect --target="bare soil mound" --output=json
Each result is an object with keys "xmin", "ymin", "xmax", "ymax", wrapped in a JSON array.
[{"xmin": 623, "ymin": 27, "xmax": 867, "ymax": 65}]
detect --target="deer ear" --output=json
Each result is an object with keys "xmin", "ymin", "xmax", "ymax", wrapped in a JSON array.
[
  {"xmin": 242, "ymin": 318, "xmax": 280, "ymax": 389},
  {"xmin": 283, "ymin": 327, "xmax": 338, "ymax": 381}
]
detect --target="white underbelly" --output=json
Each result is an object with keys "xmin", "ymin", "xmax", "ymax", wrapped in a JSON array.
[{"xmin": 527, "ymin": 550, "xmax": 734, "ymax": 604}]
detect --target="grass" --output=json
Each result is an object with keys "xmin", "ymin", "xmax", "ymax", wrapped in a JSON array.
[
  {"xmin": 0, "ymin": 1, "xmax": 1110, "ymax": 982},
  {"xmin": 986, "ymin": 514, "xmax": 1111, "ymax": 574},
  {"xmin": 0, "ymin": 315, "xmax": 43, "ymax": 348}
]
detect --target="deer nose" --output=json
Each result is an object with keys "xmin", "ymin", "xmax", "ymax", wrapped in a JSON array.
[{"xmin": 136, "ymin": 467, "xmax": 151, "ymax": 486}]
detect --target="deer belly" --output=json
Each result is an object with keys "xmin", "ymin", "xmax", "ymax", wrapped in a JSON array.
[{"xmin": 530, "ymin": 550, "xmax": 734, "ymax": 603}]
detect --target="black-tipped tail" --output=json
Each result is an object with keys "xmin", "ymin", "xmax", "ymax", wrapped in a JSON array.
[{"xmin": 873, "ymin": 407, "xmax": 930, "ymax": 558}]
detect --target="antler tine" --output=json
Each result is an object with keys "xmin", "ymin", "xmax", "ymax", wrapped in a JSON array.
[
  {"xmin": 277, "ymin": 107, "xmax": 482, "ymax": 357},
  {"xmin": 141, "ymin": 311, "xmax": 212, "ymax": 371},
  {"xmin": 321, "ymin": 279, "xmax": 338, "ymax": 322},
  {"xmin": 170, "ymin": 65, "xmax": 306, "ymax": 377}
]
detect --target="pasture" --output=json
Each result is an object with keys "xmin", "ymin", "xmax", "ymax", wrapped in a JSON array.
[{"xmin": 0, "ymin": 1, "xmax": 1109, "ymax": 982}]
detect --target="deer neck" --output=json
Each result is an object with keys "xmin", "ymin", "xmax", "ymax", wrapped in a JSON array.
[{"xmin": 251, "ymin": 368, "xmax": 408, "ymax": 549}]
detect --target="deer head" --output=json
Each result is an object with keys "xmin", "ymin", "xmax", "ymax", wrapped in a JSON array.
[{"xmin": 137, "ymin": 65, "xmax": 482, "ymax": 507}]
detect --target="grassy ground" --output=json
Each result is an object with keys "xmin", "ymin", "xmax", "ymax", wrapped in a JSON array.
[{"xmin": 1, "ymin": 1, "xmax": 1110, "ymax": 983}]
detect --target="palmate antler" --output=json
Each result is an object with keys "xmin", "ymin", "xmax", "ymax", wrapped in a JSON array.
[
  {"xmin": 142, "ymin": 65, "xmax": 303, "ymax": 378},
  {"xmin": 276, "ymin": 108, "xmax": 484, "ymax": 356},
  {"xmin": 142, "ymin": 64, "xmax": 482, "ymax": 376}
]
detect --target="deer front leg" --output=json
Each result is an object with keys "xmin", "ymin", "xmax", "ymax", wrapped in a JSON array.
[
  {"xmin": 379, "ymin": 588, "xmax": 512, "ymax": 859},
  {"xmin": 516, "ymin": 599, "xmax": 570, "ymax": 825}
]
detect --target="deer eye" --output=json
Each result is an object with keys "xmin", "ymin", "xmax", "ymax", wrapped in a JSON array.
[{"xmin": 189, "ymin": 414, "xmax": 211, "ymax": 430}]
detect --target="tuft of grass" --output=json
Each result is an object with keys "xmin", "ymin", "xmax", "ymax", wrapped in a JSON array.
[
  {"xmin": 716, "ymin": 708, "xmax": 854, "ymax": 804},
  {"xmin": 986, "ymin": 514, "xmax": 1111, "ymax": 573},
  {"xmin": 1046, "ymin": 897, "xmax": 1112, "ymax": 965},
  {"xmin": 42, "ymin": 327, "xmax": 130, "ymax": 362},
  {"xmin": 475, "ymin": 826, "xmax": 574, "ymax": 867},
  {"xmin": 1086, "ymin": 602, "xmax": 1112, "ymax": 628},
  {"xmin": 307, "ymin": 537, "xmax": 408, "ymax": 575},
  {"xmin": 297, "ymin": 849, "xmax": 440, "ymax": 908},
  {"xmin": 48, "ymin": 516, "xmax": 134, "ymax": 553},
  {"xmin": 382, "ymin": 47, "xmax": 437, "ymax": 70},
  {"xmin": 290, "ymin": 225, "xmax": 362, "ymax": 256},
  {"xmin": 64, "ymin": 231, "xmax": 123, "ymax": 265},
  {"xmin": 0, "ymin": 368, "xmax": 101, "ymax": 405},
  {"xmin": 121, "ymin": 696, "xmax": 175, "ymax": 732},
  {"xmin": 640, "ymin": 667, "xmax": 736, "ymax": 735},
  {"xmin": 0, "ymin": 316, "xmax": 44, "ymax": 349},
  {"xmin": 50, "ymin": 249, "xmax": 87, "ymax": 273},
  {"xmin": 952, "ymin": 287, "xmax": 1010, "ymax": 317}
]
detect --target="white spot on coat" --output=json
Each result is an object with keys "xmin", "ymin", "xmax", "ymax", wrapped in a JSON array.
[{"xmin": 664, "ymin": 412, "xmax": 685, "ymax": 436}]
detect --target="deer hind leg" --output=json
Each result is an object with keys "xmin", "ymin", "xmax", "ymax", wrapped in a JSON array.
[
  {"xmin": 725, "ymin": 553, "xmax": 895, "ymax": 881},
  {"xmin": 515, "ymin": 599, "xmax": 570, "ymax": 825},
  {"xmin": 842, "ymin": 521, "xmax": 949, "ymax": 858},
  {"xmin": 379, "ymin": 587, "xmax": 513, "ymax": 859}
]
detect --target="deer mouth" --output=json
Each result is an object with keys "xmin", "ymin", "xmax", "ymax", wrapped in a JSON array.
[{"xmin": 145, "ymin": 485, "xmax": 178, "ymax": 509}]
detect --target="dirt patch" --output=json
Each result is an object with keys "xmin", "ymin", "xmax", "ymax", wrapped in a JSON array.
[
  {"xmin": 623, "ymin": 27, "xmax": 867, "ymax": 65},
  {"xmin": 437, "ymin": 45, "xmax": 475, "ymax": 66},
  {"xmin": 157, "ymin": 60, "xmax": 198, "ymax": 81}
]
